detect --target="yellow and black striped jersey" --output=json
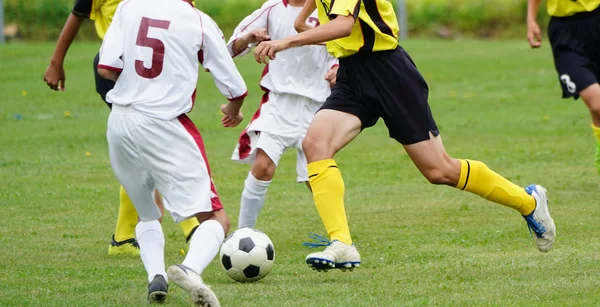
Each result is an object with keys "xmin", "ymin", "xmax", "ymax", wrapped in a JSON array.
[{"xmin": 315, "ymin": 0, "xmax": 399, "ymax": 58}]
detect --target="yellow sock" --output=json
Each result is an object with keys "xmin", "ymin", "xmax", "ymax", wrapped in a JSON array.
[
  {"xmin": 114, "ymin": 186, "xmax": 139, "ymax": 242},
  {"xmin": 456, "ymin": 160, "xmax": 536, "ymax": 215},
  {"xmin": 308, "ymin": 159, "xmax": 352, "ymax": 245},
  {"xmin": 180, "ymin": 218, "xmax": 200, "ymax": 242},
  {"xmin": 592, "ymin": 124, "xmax": 600, "ymax": 144}
]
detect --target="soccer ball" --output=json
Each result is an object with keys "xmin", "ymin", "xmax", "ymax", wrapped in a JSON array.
[{"xmin": 219, "ymin": 227, "xmax": 275, "ymax": 282}]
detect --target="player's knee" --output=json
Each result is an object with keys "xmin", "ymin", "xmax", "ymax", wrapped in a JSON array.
[
  {"xmin": 251, "ymin": 157, "xmax": 276, "ymax": 181},
  {"xmin": 302, "ymin": 134, "xmax": 333, "ymax": 161},
  {"xmin": 422, "ymin": 163, "xmax": 457, "ymax": 186}
]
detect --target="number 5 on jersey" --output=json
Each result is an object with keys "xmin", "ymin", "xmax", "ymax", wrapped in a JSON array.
[{"xmin": 136, "ymin": 17, "xmax": 171, "ymax": 79}]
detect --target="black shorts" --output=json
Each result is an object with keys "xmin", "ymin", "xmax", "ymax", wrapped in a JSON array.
[
  {"xmin": 548, "ymin": 8, "xmax": 600, "ymax": 99},
  {"xmin": 93, "ymin": 53, "xmax": 116, "ymax": 109},
  {"xmin": 320, "ymin": 47, "xmax": 439, "ymax": 145}
]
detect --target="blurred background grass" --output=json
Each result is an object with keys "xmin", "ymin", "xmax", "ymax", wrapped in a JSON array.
[{"xmin": 4, "ymin": 0, "xmax": 550, "ymax": 40}]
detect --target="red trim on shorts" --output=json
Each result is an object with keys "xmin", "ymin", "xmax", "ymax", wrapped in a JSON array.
[
  {"xmin": 177, "ymin": 115, "xmax": 224, "ymax": 211},
  {"xmin": 237, "ymin": 65, "xmax": 270, "ymax": 160},
  {"xmin": 97, "ymin": 64, "xmax": 123, "ymax": 73}
]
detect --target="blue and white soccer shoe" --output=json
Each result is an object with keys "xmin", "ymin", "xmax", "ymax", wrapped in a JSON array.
[
  {"xmin": 304, "ymin": 233, "xmax": 361, "ymax": 272},
  {"xmin": 523, "ymin": 184, "xmax": 556, "ymax": 252}
]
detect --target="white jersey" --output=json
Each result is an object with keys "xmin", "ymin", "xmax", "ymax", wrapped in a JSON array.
[
  {"xmin": 227, "ymin": 0, "xmax": 338, "ymax": 103},
  {"xmin": 99, "ymin": 0, "xmax": 247, "ymax": 120}
]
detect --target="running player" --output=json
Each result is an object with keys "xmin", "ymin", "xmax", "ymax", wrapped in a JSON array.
[
  {"xmin": 98, "ymin": 0, "xmax": 246, "ymax": 303},
  {"xmin": 527, "ymin": 0, "xmax": 600, "ymax": 172},
  {"xmin": 227, "ymin": 0, "xmax": 339, "ymax": 229},
  {"xmin": 254, "ymin": 0, "xmax": 557, "ymax": 271},
  {"xmin": 43, "ymin": 0, "xmax": 200, "ymax": 256}
]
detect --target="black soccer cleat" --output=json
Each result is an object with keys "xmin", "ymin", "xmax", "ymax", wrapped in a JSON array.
[{"xmin": 148, "ymin": 274, "xmax": 168, "ymax": 304}]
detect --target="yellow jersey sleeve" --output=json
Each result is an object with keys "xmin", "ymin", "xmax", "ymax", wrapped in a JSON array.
[{"xmin": 329, "ymin": 0, "xmax": 361, "ymax": 18}]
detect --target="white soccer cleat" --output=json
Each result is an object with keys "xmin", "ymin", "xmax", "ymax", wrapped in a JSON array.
[
  {"xmin": 523, "ymin": 184, "xmax": 556, "ymax": 253},
  {"xmin": 305, "ymin": 239, "xmax": 361, "ymax": 272},
  {"xmin": 167, "ymin": 265, "xmax": 220, "ymax": 307}
]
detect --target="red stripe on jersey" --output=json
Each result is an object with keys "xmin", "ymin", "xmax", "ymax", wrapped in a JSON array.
[
  {"xmin": 239, "ymin": 1, "xmax": 283, "ymax": 33},
  {"xmin": 237, "ymin": 65, "xmax": 270, "ymax": 160},
  {"xmin": 177, "ymin": 115, "xmax": 224, "ymax": 211},
  {"xmin": 97, "ymin": 64, "xmax": 123, "ymax": 73}
]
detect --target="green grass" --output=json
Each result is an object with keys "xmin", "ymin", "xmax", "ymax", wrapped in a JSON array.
[{"xmin": 1, "ymin": 40, "xmax": 599, "ymax": 306}]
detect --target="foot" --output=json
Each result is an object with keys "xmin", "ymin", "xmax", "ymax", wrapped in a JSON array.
[
  {"xmin": 167, "ymin": 265, "xmax": 220, "ymax": 307},
  {"xmin": 107, "ymin": 235, "xmax": 140, "ymax": 256},
  {"xmin": 305, "ymin": 240, "xmax": 361, "ymax": 272},
  {"xmin": 148, "ymin": 274, "xmax": 168, "ymax": 304},
  {"xmin": 595, "ymin": 143, "xmax": 600, "ymax": 174},
  {"xmin": 524, "ymin": 185, "xmax": 556, "ymax": 252}
]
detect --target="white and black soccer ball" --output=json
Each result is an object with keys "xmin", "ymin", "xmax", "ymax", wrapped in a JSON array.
[{"xmin": 219, "ymin": 227, "xmax": 275, "ymax": 282}]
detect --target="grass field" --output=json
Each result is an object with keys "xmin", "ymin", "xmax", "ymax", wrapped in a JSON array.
[{"xmin": 1, "ymin": 40, "xmax": 600, "ymax": 306}]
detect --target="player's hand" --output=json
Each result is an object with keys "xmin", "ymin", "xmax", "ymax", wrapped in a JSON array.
[
  {"xmin": 247, "ymin": 28, "xmax": 270, "ymax": 44},
  {"xmin": 527, "ymin": 20, "xmax": 542, "ymax": 48},
  {"xmin": 43, "ymin": 63, "xmax": 66, "ymax": 91},
  {"xmin": 254, "ymin": 39, "xmax": 291, "ymax": 64},
  {"xmin": 220, "ymin": 104, "xmax": 244, "ymax": 128},
  {"xmin": 324, "ymin": 65, "xmax": 338, "ymax": 87}
]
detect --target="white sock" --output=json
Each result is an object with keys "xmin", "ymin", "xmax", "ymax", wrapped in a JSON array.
[
  {"xmin": 182, "ymin": 219, "xmax": 225, "ymax": 275},
  {"xmin": 135, "ymin": 221, "xmax": 167, "ymax": 283},
  {"xmin": 238, "ymin": 172, "xmax": 271, "ymax": 228}
]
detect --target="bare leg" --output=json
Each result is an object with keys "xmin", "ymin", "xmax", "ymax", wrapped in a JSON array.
[{"xmin": 238, "ymin": 149, "xmax": 276, "ymax": 228}]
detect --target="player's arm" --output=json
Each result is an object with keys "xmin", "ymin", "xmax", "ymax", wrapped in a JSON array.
[
  {"xmin": 527, "ymin": 0, "xmax": 543, "ymax": 48},
  {"xmin": 201, "ymin": 14, "xmax": 248, "ymax": 127},
  {"xmin": 97, "ymin": 4, "xmax": 125, "ymax": 82},
  {"xmin": 254, "ymin": 0, "xmax": 358, "ymax": 63},
  {"xmin": 293, "ymin": 0, "xmax": 317, "ymax": 33},
  {"xmin": 43, "ymin": 0, "xmax": 93, "ymax": 91},
  {"xmin": 324, "ymin": 56, "xmax": 339, "ymax": 87},
  {"xmin": 227, "ymin": 3, "xmax": 271, "ymax": 57}
]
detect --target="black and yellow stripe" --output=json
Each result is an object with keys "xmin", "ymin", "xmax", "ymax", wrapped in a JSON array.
[{"xmin": 315, "ymin": 0, "xmax": 400, "ymax": 58}]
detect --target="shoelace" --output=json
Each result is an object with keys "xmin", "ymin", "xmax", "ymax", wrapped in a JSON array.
[
  {"xmin": 302, "ymin": 232, "xmax": 331, "ymax": 249},
  {"xmin": 524, "ymin": 215, "xmax": 546, "ymax": 238}
]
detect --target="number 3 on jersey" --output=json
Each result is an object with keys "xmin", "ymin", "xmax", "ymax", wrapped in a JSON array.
[{"xmin": 135, "ymin": 17, "xmax": 170, "ymax": 79}]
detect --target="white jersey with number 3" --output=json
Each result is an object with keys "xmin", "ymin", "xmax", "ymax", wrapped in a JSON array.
[{"xmin": 99, "ymin": 0, "xmax": 247, "ymax": 120}]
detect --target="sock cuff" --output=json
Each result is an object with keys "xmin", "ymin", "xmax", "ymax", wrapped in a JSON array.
[
  {"xmin": 308, "ymin": 159, "xmax": 338, "ymax": 182},
  {"xmin": 247, "ymin": 172, "xmax": 271, "ymax": 187},
  {"xmin": 197, "ymin": 219, "xmax": 226, "ymax": 241},
  {"xmin": 135, "ymin": 220, "xmax": 163, "ymax": 238},
  {"xmin": 245, "ymin": 172, "xmax": 271, "ymax": 196}
]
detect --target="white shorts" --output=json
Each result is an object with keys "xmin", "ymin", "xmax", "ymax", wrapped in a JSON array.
[
  {"xmin": 231, "ymin": 91, "xmax": 322, "ymax": 182},
  {"xmin": 107, "ymin": 106, "xmax": 223, "ymax": 223}
]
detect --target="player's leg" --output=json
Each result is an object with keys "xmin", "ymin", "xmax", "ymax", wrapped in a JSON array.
[
  {"xmin": 302, "ymin": 109, "xmax": 364, "ymax": 271},
  {"xmin": 402, "ymin": 134, "xmax": 555, "ymax": 252},
  {"xmin": 155, "ymin": 115, "xmax": 226, "ymax": 305},
  {"xmin": 580, "ymin": 84, "xmax": 600, "ymax": 173},
  {"xmin": 377, "ymin": 47, "xmax": 554, "ymax": 252},
  {"xmin": 548, "ymin": 16, "xmax": 600, "ymax": 173},
  {"xmin": 94, "ymin": 53, "xmax": 142, "ymax": 256},
  {"xmin": 106, "ymin": 109, "xmax": 167, "ymax": 302},
  {"xmin": 239, "ymin": 132, "xmax": 285, "ymax": 228}
]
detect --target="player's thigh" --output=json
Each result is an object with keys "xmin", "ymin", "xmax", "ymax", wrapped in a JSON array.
[
  {"xmin": 303, "ymin": 110, "xmax": 362, "ymax": 161},
  {"xmin": 580, "ymin": 83, "xmax": 600, "ymax": 110},
  {"xmin": 107, "ymin": 112, "xmax": 160, "ymax": 221},
  {"xmin": 254, "ymin": 132, "xmax": 286, "ymax": 167},
  {"xmin": 142, "ymin": 116, "xmax": 217, "ymax": 222}
]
